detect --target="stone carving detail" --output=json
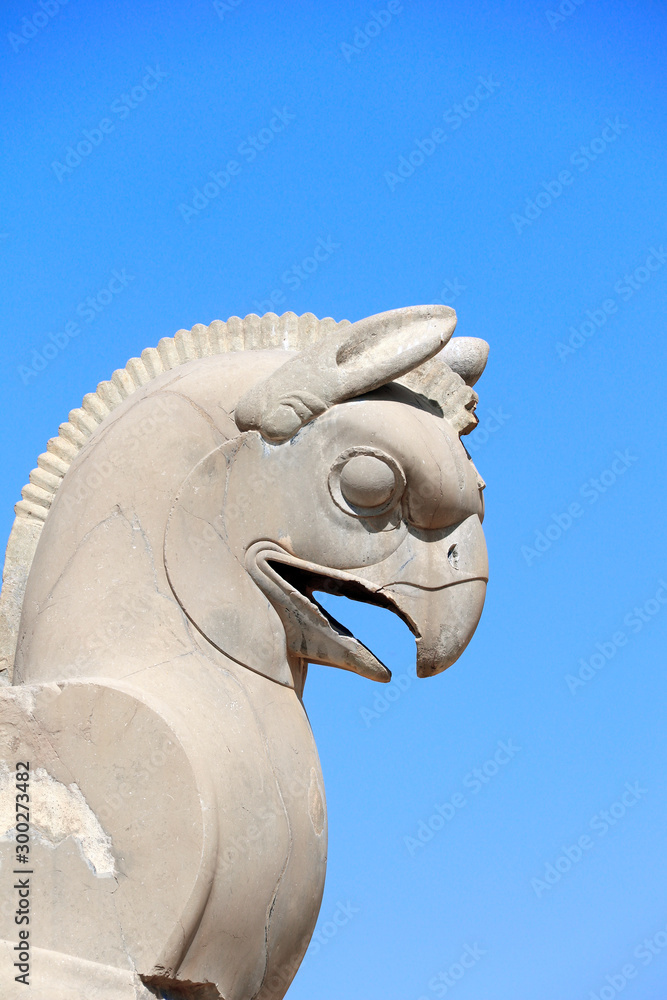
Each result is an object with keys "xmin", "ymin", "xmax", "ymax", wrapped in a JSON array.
[{"xmin": 0, "ymin": 306, "xmax": 489, "ymax": 999}]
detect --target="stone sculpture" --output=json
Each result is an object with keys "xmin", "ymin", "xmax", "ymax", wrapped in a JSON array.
[{"xmin": 0, "ymin": 306, "xmax": 489, "ymax": 999}]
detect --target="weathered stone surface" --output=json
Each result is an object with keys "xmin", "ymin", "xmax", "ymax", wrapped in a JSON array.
[{"xmin": 0, "ymin": 306, "xmax": 489, "ymax": 998}]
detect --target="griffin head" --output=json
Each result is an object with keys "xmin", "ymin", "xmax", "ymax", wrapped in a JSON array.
[{"xmin": 165, "ymin": 305, "xmax": 489, "ymax": 688}]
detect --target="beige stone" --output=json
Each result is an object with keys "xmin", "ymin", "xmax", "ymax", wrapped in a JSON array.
[{"xmin": 0, "ymin": 306, "xmax": 489, "ymax": 998}]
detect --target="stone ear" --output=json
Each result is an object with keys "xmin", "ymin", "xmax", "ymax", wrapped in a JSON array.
[{"xmin": 234, "ymin": 305, "xmax": 457, "ymax": 441}]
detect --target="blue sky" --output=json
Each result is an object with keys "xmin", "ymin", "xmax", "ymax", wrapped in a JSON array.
[{"xmin": 2, "ymin": 1, "xmax": 667, "ymax": 997}]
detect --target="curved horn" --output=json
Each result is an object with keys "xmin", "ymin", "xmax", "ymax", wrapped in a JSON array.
[{"xmin": 234, "ymin": 305, "xmax": 457, "ymax": 442}]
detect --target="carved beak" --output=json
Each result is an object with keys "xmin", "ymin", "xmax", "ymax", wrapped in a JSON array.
[
  {"xmin": 360, "ymin": 513, "xmax": 488, "ymax": 677},
  {"xmin": 375, "ymin": 578, "xmax": 487, "ymax": 677},
  {"xmin": 246, "ymin": 514, "xmax": 487, "ymax": 683}
]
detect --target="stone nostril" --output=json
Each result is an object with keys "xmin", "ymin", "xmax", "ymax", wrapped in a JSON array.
[{"xmin": 448, "ymin": 544, "xmax": 459, "ymax": 569}]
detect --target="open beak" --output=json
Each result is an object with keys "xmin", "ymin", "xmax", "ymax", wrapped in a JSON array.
[
  {"xmin": 246, "ymin": 541, "xmax": 395, "ymax": 683},
  {"xmin": 246, "ymin": 514, "xmax": 487, "ymax": 683}
]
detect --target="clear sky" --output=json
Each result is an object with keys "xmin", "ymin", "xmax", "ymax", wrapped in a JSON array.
[{"xmin": 2, "ymin": 1, "xmax": 667, "ymax": 998}]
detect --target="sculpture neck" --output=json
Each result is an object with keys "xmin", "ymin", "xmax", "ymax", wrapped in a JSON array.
[{"xmin": 13, "ymin": 383, "xmax": 296, "ymax": 694}]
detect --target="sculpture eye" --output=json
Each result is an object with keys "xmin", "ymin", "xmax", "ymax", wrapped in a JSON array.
[
  {"xmin": 340, "ymin": 455, "xmax": 395, "ymax": 508},
  {"xmin": 329, "ymin": 449, "xmax": 405, "ymax": 517}
]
